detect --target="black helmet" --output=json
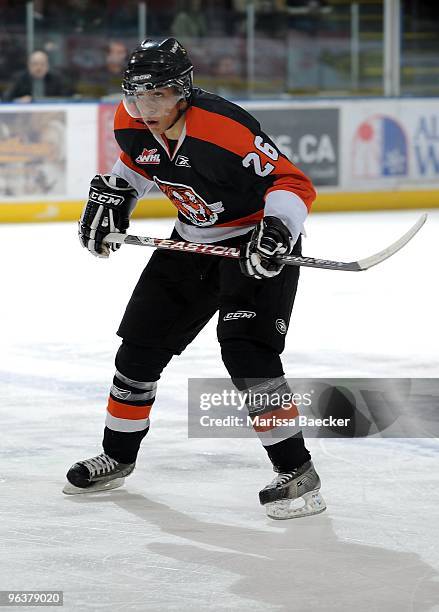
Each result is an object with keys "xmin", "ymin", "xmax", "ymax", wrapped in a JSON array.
[{"xmin": 122, "ymin": 38, "xmax": 193, "ymax": 100}]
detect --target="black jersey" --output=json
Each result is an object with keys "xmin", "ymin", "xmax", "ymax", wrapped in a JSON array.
[{"xmin": 112, "ymin": 88, "xmax": 316, "ymax": 244}]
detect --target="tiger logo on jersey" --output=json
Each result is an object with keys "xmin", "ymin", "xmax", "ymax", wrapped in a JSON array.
[{"xmin": 153, "ymin": 177, "xmax": 224, "ymax": 227}]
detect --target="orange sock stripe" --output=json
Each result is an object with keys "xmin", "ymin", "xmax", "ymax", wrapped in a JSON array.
[
  {"xmin": 107, "ymin": 397, "xmax": 152, "ymax": 420},
  {"xmin": 252, "ymin": 402, "xmax": 299, "ymax": 433}
]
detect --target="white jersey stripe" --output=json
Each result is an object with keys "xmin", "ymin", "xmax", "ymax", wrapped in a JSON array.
[
  {"xmin": 112, "ymin": 157, "xmax": 155, "ymax": 199},
  {"xmin": 264, "ymin": 190, "xmax": 308, "ymax": 243}
]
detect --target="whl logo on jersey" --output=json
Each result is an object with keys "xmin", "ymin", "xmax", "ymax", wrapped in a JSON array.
[{"xmin": 136, "ymin": 148, "xmax": 161, "ymax": 164}]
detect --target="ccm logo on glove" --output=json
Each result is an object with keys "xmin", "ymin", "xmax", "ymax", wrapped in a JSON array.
[
  {"xmin": 78, "ymin": 174, "xmax": 138, "ymax": 258},
  {"xmin": 89, "ymin": 190, "xmax": 125, "ymax": 207}
]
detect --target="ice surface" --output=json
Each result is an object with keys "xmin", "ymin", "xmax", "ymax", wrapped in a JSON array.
[{"xmin": 0, "ymin": 210, "xmax": 438, "ymax": 611}]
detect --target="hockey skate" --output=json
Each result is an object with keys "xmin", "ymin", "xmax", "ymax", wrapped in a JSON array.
[
  {"xmin": 63, "ymin": 452, "xmax": 135, "ymax": 495},
  {"xmin": 259, "ymin": 461, "xmax": 326, "ymax": 519}
]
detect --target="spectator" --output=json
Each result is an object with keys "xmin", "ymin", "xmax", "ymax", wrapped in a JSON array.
[
  {"xmin": 88, "ymin": 41, "xmax": 129, "ymax": 100},
  {"xmin": 3, "ymin": 50, "xmax": 74, "ymax": 102},
  {"xmin": 212, "ymin": 55, "xmax": 242, "ymax": 97},
  {"xmin": 171, "ymin": 0, "xmax": 207, "ymax": 39},
  {"xmin": 101, "ymin": 41, "xmax": 128, "ymax": 98}
]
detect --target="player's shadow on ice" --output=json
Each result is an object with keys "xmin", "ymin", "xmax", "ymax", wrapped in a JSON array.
[{"xmin": 67, "ymin": 489, "xmax": 439, "ymax": 611}]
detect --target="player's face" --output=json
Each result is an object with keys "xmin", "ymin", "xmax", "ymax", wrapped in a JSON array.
[{"xmin": 123, "ymin": 86, "xmax": 185, "ymax": 134}]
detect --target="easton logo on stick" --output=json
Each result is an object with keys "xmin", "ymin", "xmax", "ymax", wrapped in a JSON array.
[{"xmin": 155, "ymin": 239, "xmax": 239, "ymax": 256}]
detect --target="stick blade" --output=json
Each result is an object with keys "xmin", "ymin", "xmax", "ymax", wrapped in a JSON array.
[
  {"xmin": 280, "ymin": 213, "xmax": 427, "ymax": 271},
  {"xmin": 354, "ymin": 213, "xmax": 427, "ymax": 271}
]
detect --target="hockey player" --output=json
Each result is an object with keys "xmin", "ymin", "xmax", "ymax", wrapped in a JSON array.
[{"xmin": 65, "ymin": 38, "xmax": 326, "ymax": 519}]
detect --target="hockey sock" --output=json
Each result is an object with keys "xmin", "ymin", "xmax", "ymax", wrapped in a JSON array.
[
  {"xmin": 221, "ymin": 339, "xmax": 311, "ymax": 471},
  {"xmin": 103, "ymin": 370, "xmax": 155, "ymax": 464},
  {"xmin": 103, "ymin": 341, "xmax": 173, "ymax": 463},
  {"xmin": 263, "ymin": 433, "xmax": 311, "ymax": 473}
]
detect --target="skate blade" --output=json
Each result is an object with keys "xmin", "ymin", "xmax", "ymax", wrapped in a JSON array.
[
  {"xmin": 62, "ymin": 477, "xmax": 125, "ymax": 495},
  {"xmin": 265, "ymin": 489, "xmax": 326, "ymax": 520}
]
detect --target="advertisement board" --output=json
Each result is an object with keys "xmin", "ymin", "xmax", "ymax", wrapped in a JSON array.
[
  {"xmin": 0, "ymin": 104, "xmax": 97, "ymax": 221},
  {"xmin": 343, "ymin": 99, "xmax": 439, "ymax": 192},
  {"xmin": 0, "ymin": 110, "xmax": 66, "ymax": 197},
  {"xmin": 251, "ymin": 107, "xmax": 339, "ymax": 187},
  {"xmin": 97, "ymin": 103, "xmax": 120, "ymax": 174}
]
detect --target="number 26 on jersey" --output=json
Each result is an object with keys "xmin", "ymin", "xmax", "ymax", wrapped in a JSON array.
[{"xmin": 242, "ymin": 136, "xmax": 279, "ymax": 177}]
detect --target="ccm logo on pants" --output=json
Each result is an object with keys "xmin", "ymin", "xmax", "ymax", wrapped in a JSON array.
[{"xmin": 223, "ymin": 311, "xmax": 256, "ymax": 321}]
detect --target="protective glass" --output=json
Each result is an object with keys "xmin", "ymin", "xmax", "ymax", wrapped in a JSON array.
[{"xmin": 123, "ymin": 86, "xmax": 184, "ymax": 119}]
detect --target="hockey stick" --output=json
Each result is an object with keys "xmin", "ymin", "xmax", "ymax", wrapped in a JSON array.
[{"xmin": 105, "ymin": 213, "xmax": 427, "ymax": 272}]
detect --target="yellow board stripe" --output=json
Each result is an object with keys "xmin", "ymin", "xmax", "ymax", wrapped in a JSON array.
[
  {"xmin": 0, "ymin": 199, "xmax": 176, "ymax": 223},
  {"xmin": 0, "ymin": 191, "xmax": 438, "ymax": 223},
  {"xmin": 313, "ymin": 191, "xmax": 439, "ymax": 211}
]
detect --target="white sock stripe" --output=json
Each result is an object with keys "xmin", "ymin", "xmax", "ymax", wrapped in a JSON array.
[
  {"xmin": 105, "ymin": 413, "xmax": 150, "ymax": 433},
  {"xmin": 115, "ymin": 370, "xmax": 158, "ymax": 391},
  {"xmin": 257, "ymin": 426, "xmax": 302, "ymax": 445}
]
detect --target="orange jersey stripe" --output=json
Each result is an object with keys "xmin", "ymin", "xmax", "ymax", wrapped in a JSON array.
[
  {"xmin": 216, "ymin": 209, "xmax": 263, "ymax": 227},
  {"xmin": 251, "ymin": 402, "xmax": 300, "ymax": 433},
  {"xmin": 187, "ymin": 106, "xmax": 260, "ymax": 158},
  {"xmin": 107, "ymin": 397, "xmax": 152, "ymax": 420}
]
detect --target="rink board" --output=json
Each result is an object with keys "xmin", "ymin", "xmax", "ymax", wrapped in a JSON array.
[{"xmin": 1, "ymin": 98, "xmax": 439, "ymax": 222}]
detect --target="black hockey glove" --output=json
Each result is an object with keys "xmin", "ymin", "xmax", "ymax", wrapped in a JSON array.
[
  {"xmin": 78, "ymin": 174, "xmax": 138, "ymax": 258},
  {"xmin": 240, "ymin": 216, "xmax": 293, "ymax": 279}
]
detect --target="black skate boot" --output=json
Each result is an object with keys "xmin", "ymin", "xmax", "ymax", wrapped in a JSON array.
[
  {"xmin": 63, "ymin": 452, "xmax": 135, "ymax": 495},
  {"xmin": 259, "ymin": 460, "xmax": 326, "ymax": 519}
]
